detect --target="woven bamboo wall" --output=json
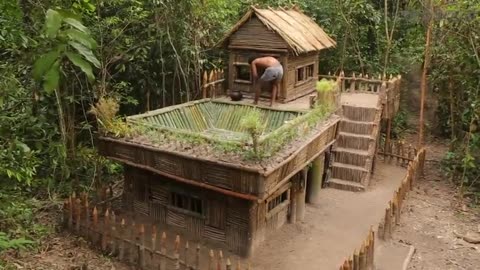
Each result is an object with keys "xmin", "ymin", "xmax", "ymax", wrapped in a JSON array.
[
  {"xmin": 98, "ymin": 138, "xmax": 261, "ymax": 196},
  {"xmin": 124, "ymin": 166, "xmax": 252, "ymax": 256}
]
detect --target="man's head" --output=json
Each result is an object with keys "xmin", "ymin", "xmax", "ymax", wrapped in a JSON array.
[{"xmin": 248, "ymin": 56, "xmax": 256, "ymax": 65}]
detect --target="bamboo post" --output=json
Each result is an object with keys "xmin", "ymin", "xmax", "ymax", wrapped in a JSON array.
[
  {"xmin": 110, "ymin": 211, "xmax": 117, "ymax": 255},
  {"xmin": 202, "ymin": 71, "xmax": 208, "ymax": 99},
  {"xmin": 160, "ymin": 232, "xmax": 167, "ymax": 270},
  {"xmin": 184, "ymin": 241, "xmax": 189, "ymax": 268},
  {"xmin": 208, "ymin": 250, "xmax": 214, "ymax": 270},
  {"xmin": 92, "ymin": 207, "xmax": 98, "ymax": 243},
  {"xmin": 359, "ymin": 244, "xmax": 366, "ymax": 270},
  {"xmin": 340, "ymin": 70, "xmax": 345, "ymax": 92},
  {"xmin": 84, "ymin": 196, "xmax": 89, "ymax": 238},
  {"xmin": 384, "ymin": 205, "xmax": 392, "ymax": 240},
  {"xmin": 350, "ymin": 73, "xmax": 356, "ymax": 92},
  {"xmin": 208, "ymin": 71, "xmax": 214, "ymax": 99},
  {"xmin": 139, "ymin": 224, "xmax": 146, "ymax": 269},
  {"xmin": 129, "ymin": 221, "xmax": 136, "ymax": 264},
  {"xmin": 353, "ymin": 250, "xmax": 359, "ymax": 270},
  {"xmin": 218, "ymin": 250, "xmax": 224, "ymax": 270},
  {"xmin": 296, "ymin": 169, "xmax": 308, "ymax": 222},
  {"xmin": 101, "ymin": 209, "xmax": 110, "ymax": 251},
  {"xmin": 151, "ymin": 225, "xmax": 157, "ymax": 251},
  {"xmin": 289, "ymin": 184, "xmax": 297, "ymax": 224},
  {"xmin": 63, "ymin": 199, "xmax": 69, "ymax": 228},
  {"xmin": 174, "ymin": 235, "xmax": 180, "ymax": 269},
  {"xmin": 68, "ymin": 195, "xmax": 74, "ymax": 229},
  {"xmin": 308, "ymin": 154, "xmax": 325, "ymax": 205},
  {"xmin": 195, "ymin": 245, "xmax": 201, "ymax": 270},
  {"xmin": 226, "ymin": 258, "xmax": 232, "ymax": 270},
  {"xmin": 377, "ymin": 222, "xmax": 385, "ymax": 240},
  {"xmin": 119, "ymin": 218, "xmax": 125, "ymax": 260},
  {"xmin": 74, "ymin": 198, "xmax": 81, "ymax": 233}
]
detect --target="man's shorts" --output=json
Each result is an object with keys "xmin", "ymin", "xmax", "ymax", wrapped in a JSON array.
[{"xmin": 259, "ymin": 65, "xmax": 283, "ymax": 82}]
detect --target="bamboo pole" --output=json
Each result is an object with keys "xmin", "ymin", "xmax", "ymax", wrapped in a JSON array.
[{"xmin": 418, "ymin": 0, "xmax": 433, "ymax": 148}]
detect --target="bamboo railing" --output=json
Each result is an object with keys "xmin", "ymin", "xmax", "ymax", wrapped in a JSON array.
[
  {"xmin": 62, "ymin": 193, "xmax": 249, "ymax": 270},
  {"xmin": 201, "ymin": 70, "xmax": 225, "ymax": 99},
  {"xmin": 377, "ymin": 147, "xmax": 426, "ymax": 240},
  {"xmin": 318, "ymin": 71, "xmax": 401, "ymax": 120},
  {"xmin": 378, "ymin": 139, "xmax": 417, "ymax": 167},
  {"xmin": 338, "ymin": 228, "xmax": 375, "ymax": 270}
]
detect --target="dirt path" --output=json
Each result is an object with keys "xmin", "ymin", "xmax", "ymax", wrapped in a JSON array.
[
  {"xmin": 391, "ymin": 139, "xmax": 480, "ymax": 270},
  {"xmin": 249, "ymin": 162, "xmax": 406, "ymax": 270}
]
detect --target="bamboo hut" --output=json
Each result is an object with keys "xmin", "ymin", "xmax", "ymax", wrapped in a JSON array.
[
  {"xmin": 217, "ymin": 6, "xmax": 336, "ymax": 103},
  {"xmin": 97, "ymin": 100, "xmax": 340, "ymax": 256}
]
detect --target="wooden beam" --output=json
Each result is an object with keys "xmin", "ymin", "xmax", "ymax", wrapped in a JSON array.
[{"xmin": 228, "ymin": 45, "xmax": 288, "ymax": 53}]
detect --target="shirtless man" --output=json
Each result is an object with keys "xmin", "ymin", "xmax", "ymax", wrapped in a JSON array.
[{"xmin": 248, "ymin": 56, "xmax": 283, "ymax": 106}]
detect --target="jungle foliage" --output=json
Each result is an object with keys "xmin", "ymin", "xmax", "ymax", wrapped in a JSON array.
[{"xmin": 0, "ymin": 0, "xmax": 479, "ymax": 253}]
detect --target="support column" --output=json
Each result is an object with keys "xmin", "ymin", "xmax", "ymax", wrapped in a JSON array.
[
  {"xmin": 308, "ymin": 154, "xmax": 325, "ymax": 205},
  {"xmin": 289, "ymin": 183, "xmax": 297, "ymax": 224},
  {"xmin": 296, "ymin": 168, "xmax": 307, "ymax": 222}
]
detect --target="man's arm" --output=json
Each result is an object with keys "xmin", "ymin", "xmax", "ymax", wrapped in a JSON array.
[{"xmin": 250, "ymin": 59, "xmax": 258, "ymax": 82}]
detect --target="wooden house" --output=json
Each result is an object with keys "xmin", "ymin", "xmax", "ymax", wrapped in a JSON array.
[
  {"xmin": 218, "ymin": 6, "xmax": 336, "ymax": 103},
  {"xmin": 97, "ymin": 100, "xmax": 340, "ymax": 256}
]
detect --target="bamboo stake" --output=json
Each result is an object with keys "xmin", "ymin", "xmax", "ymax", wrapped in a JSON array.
[
  {"xmin": 139, "ymin": 224, "xmax": 146, "ymax": 269},
  {"xmin": 110, "ymin": 211, "xmax": 116, "ymax": 255},
  {"xmin": 101, "ymin": 209, "xmax": 109, "ymax": 251},
  {"xmin": 75, "ymin": 198, "xmax": 81, "ymax": 233},
  {"xmin": 160, "ymin": 232, "xmax": 167, "ymax": 270},
  {"xmin": 195, "ymin": 244, "xmax": 201, "ymax": 270},
  {"xmin": 208, "ymin": 250, "xmax": 215, "ymax": 270},
  {"xmin": 119, "ymin": 218, "xmax": 125, "ymax": 260},
  {"xmin": 92, "ymin": 207, "xmax": 98, "ymax": 243},
  {"xmin": 174, "ymin": 235, "xmax": 180, "ymax": 269}
]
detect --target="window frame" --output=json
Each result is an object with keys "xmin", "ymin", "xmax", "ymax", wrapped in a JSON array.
[
  {"xmin": 168, "ymin": 190, "xmax": 205, "ymax": 218},
  {"xmin": 234, "ymin": 62, "xmax": 252, "ymax": 84},
  {"xmin": 295, "ymin": 62, "xmax": 315, "ymax": 86},
  {"xmin": 265, "ymin": 184, "xmax": 291, "ymax": 218}
]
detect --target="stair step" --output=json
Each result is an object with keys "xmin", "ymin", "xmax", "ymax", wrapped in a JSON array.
[
  {"xmin": 342, "ymin": 105, "xmax": 378, "ymax": 122},
  {"xmin": 327, "ymin": 178, "xmax": 365, "ymax": 192},
  {"xmin": 334, "ymin": 149, "xmax": 370, "ymax": 167},
  {"xmin": 331, "ymin": 164, "xmax": 368, "ymax": 183},
  {"xmin": 334, "ymin": 147, "xmax": 369, "ymax": 156},
  {"xmin": 332, "ymin": 162, "xmax": 368, "ymax": 172},
  {"xmin": 339, "ymin": 132, "xmax": 373, "ymax": 139},
  {"xmin": 339, "ymin": 119, "xmax": 375, "ymax": 135},
  {"xmin": 337, "ymin": 132, "xmax": 374, "ymax": 151}
]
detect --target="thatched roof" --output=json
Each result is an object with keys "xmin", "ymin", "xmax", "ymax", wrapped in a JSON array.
[{"xmin": 218, "ymin": 6, "xmax": 336, "ymax": 54}]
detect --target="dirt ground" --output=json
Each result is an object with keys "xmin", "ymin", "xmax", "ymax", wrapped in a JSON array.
[
  {"xmin": 392, "ymin": 138, "xmax": 480, "ymax": 270},
  {"xmin": 249, "ymin": 162, "xmax": 406, "ymax": 270}
]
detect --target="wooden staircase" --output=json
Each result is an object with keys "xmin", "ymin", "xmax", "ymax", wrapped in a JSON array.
[{"xmin": 327, "ymin": 104, "xmax": 382, "ymax": 191}]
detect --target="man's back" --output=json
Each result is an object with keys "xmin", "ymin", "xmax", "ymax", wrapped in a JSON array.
[{"xmin": 250, "ymin": 56, "xmax": 280, "ymax": 68}]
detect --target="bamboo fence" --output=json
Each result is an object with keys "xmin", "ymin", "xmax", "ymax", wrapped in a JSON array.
[
  {"xmin": 62, "ymin": 193, "xmax": 250, "ymax": 270},
  {"xmin": 202, "ymin": 70, "xmax": 225, "ymax": 99},
  {"xmin": 378, "ymin": 139, "xmax": 417, "ymax": 167},
  {"xmin": 338, "ymin": 228, "xmax": 375, "ymax": 270},
  {"xmin": 338, "ymin": 147, "xmax": 426, "ymax": 269},
  {"xmin": 377, "ymin": 147, "xmax": 426, "ymax": 240},
  {"xmin": 318, "ymin": 71, "xmax": 401, "ymax": 120}
]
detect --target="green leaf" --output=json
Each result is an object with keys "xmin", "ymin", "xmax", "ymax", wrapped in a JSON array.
[
  {"xmin": 43, "ymin": 61, "xmax": 60, "ymax": 94},
  {"xmin": 68, "ymin": 41, "xmax": 100, "ymax": 68},
  {"xmin": 65, "ymin": 29, "xmax": 97, "ymax": 49},
  {"xmin": 63, "ymin": 18, "xmax": 89, "ymax": 33},
  {"xmin": 33, "ymin": 51, "xmax": 60, "ymax": 81},
  {"xmin": 45, "ymin": 9, "xmax": 63, "ymax": 38},
  {"xmin": 65, "ymin": 52, "xmax": 94, "ymax": 80}
]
